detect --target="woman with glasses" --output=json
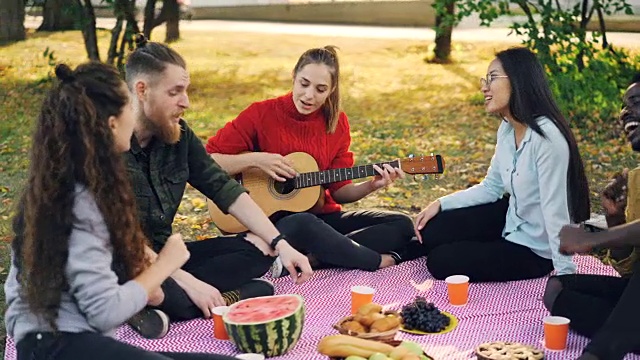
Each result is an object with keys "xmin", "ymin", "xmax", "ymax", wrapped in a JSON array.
[{"xmin": 413, "ymin": 47, "xmax": 590, "ymax": 282}]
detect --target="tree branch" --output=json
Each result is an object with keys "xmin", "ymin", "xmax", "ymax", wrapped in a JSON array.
[
  {"xmin": 516, "ymin": 0, "xmax": 537, "ymax": 25},
  {"xmin": 77, "ymin": 0, "xmax": 99, "ymax": 61},
  {"xmin": 107, "ymin": 16, "xmax": 124, "ymax": 65},
  {"xmin": 596, "ymin": 5, "xmax": 609, "ymax": 48}
]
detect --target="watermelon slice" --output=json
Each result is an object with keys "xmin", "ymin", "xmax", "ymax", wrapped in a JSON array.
[{"xmin": 223, "ymin": 294, "xmax": 305, "ymax": 357}]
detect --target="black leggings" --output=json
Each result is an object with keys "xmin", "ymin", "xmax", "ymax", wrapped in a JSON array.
[
  {"xmin": 157, "ymin": 235, "xmax": 274, "ymax": 321},
  {"xmin": 549, "ymin": 269, "xmax": 640, "ymax": 359},
  {"xmin": 16, "ymin": 332, "xmax": 237, "ymax": 360},
  {"xmin": 275, "ymin": 210, "xmax": 415, "ymax": 271},
  {"xmin": 418, "ymin": 198, "xmax": 553, "ymax": 282}
]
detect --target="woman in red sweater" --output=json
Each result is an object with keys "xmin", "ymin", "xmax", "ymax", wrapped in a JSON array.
[{"xmin": 206, "ymin": 46, "xmax": 416, "ymax": 277}]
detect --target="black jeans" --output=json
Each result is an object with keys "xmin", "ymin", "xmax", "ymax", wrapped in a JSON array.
[
  {"xmin": 16, "ymin": 332, "xmax": 237, "ymax": 360},
  {"xmin": 156, "ymin": 235, "xmax": 274, "ymax": 321},
  {"xmin": 275, "ymin": 210, "xmax": 415, "ymax": 272},
  {"xmin": 551, "ymin": 268, "xmax": 640, "ymax": 359},
  {"xmin": 418, "ymin": 198, "xmax": 553, "ymax": 282}
]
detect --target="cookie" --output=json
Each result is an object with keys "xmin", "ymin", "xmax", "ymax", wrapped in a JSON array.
[{"xmin": 475, "ymin": 341, "xmax": 544, "ymax": 360}]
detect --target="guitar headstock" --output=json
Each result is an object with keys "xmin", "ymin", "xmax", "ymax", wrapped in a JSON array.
[{"xmin": 399, "ymin": 154, "xmax": 445, "ymax": 175}]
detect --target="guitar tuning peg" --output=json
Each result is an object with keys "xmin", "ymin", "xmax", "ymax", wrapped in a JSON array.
[
  {"xmin": 430, "ymin": 152, "xmax": 434, "ymax": 157},
  {"xmin": 408, "ymin": 154, "xmax": 414, "ymax": 158},
  {"xmin": 414, "ymin": 175, "xmax": 429, "ymax": 181}
]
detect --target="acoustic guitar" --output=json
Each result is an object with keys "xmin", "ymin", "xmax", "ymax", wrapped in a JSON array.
[{"xmin": 207, "ymin": 152, "xmax": 445, "ymax": 234}]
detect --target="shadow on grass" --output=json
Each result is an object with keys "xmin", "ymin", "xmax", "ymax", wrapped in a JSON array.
[
  {"xmin": 0, "ymin": 75, "xmax": 52, "ymax": 358},
  {"xmin": 0, "ymin": 29, "xmax": 68, "ymax": 49}
]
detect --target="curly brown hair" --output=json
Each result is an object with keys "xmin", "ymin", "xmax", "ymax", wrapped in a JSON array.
[{"xmin": 12, "ymin": 62, "xmax": 149, "ymax": 330}]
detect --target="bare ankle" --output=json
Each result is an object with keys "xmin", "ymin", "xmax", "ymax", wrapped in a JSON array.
[
  {"xmin": 379, "ymin": 254, "xmax": 396, "ymax": 269},
  {"xmin": 243, "ymin": 233, "xmax": 276, "ymax": 257},
  {"xmin": 148, "ymin": 287, "xmax": 165, "ymax": 306}
]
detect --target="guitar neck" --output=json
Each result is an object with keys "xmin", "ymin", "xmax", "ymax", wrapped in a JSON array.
[{"xmin": 294, "ymin": 160, "xmax": 400, "ymax": 189}]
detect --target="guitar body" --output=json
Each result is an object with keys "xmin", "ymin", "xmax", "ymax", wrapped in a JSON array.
[
  {"xmin": 207, "ymin": 152, "xmax": 322, "ymax": 234},
  {"xmin": 207, "ymin": 151, "xmax": 445, "ymax": 234}
]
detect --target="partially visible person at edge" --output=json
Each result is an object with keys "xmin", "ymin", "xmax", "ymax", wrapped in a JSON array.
[
  {"xmin": 121, "ymin": 34, "xmax": 312, "ymax": 339},
  {"xmin": 544, "ymin": 73, "xmax": 640, "ymax": 360},
  {"xmin": 206, "ymin": 46, "xmax": 418, "ymax": 278},
  {"xmin": 413, "ymin": 47, "xmax": 591, "ymax": 282},
  {"xmin": 5, "ymin": 62, "xmax": 240, "ymax": 360}
]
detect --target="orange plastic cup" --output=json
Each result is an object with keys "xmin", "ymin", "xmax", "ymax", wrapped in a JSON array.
[
  {"xmin": 445, "ymin": 275, "xmax": 470, "ymax": 306},
  {"xmin": 544, "ymin": 316, "xmax": 570, "ymax": 351},
  {"xmin": 212, "ymin": 306, "xmax": 230, "ymax": 340},
  {"xmin": 351, "ymin": 286, "xmax": 375, "ymax": 314}
]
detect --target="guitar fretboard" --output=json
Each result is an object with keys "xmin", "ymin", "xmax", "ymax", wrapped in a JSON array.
[{"xmin": 295, "ymin": 160, "xmax": 401, "ymax": 189}]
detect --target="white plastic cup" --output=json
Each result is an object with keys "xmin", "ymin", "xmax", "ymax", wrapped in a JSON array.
[{"xmin": 235, "ymin": 354, "xmax": 265, "ymax": 360}]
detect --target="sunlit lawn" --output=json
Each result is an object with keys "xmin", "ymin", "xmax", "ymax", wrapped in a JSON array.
[{"xmin": 1, "ymin": 25, "xmax": 638, "ymax": 354}]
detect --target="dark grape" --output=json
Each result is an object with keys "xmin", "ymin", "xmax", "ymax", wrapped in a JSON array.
[{"xmin": 400, "ymin": 297, "xmax": 450, "ymax": 333}]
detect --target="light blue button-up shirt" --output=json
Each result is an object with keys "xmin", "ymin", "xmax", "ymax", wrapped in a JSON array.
[{"xmin": 438, "ymin": 116, "xmax": 576, "ymax": 275}]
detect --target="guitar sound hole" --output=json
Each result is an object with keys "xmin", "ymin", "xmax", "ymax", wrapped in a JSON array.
[{"xmin": 273, "ymin": 179, "xmax": 296, "ymax": 195}]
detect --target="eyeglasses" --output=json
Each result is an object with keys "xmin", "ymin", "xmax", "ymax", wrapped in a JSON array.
[{"xmin": 480, "ymin": 74, "xmax": 509, "ymax": 88}]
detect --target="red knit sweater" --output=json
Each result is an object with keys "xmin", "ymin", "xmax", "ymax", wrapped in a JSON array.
[{"xmin": 206, "ymin": 93, "xmax": 354, "ymax": 214}]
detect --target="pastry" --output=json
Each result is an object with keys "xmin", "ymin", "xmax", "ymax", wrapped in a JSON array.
[
  {"xmin": 475, "ymin": 341, "xmax": 544, "ymax": 360},
  {"xmin": 317, "ymin": 334, "xmax": 394, "ymax": 358},
  {"xmin": 342, "ymin": 320, "xmax": 367, "ymax": 333},
  {"xmin": 358, "ymin": 312, "xmax": 386, "ymax": 327},
  {"xmin": 357, "ymin": 303, "xmax": 383, "ymax": 316},
  {"xmin": 370, "ymin": 316, "xmax": 402, "ymax": 333}
]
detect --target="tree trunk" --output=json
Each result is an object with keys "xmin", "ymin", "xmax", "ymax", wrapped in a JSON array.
[
  {"xmin": 143, "ymin": 0, "xmax": 181, "ymax": 42},
  {"xmin": 0, "ymin": 0, "xmax": 26, "ymax": 43},
  {"xmin": 107, "ymin": 16, "xmax": 125, "ymax": 65},
  {"xmin": 107, "ymin": 0, "xmax": 140, "ymax": 69},
  {"xmin": 143, "ymin": 0, "xmax": 158, "ymax": 39},
  {"xmin": 433, "ymin": 0, "xmax": 455, "ymax": 63},
  {"xmin": 164, "ymin": 0, "xmax": 180, "ymax": 43},
  {"xmin": 77, "ymin": 0, "xmax": 100, "ymax": 61},
  {"xmin": 38, "ymin": 0, "xmax": 78, "ymax": 31}
]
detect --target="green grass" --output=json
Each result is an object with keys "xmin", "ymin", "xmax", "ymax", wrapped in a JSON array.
[{"xmin": 1, "ymin": 26, "xmax": 639, "ymax": 356}]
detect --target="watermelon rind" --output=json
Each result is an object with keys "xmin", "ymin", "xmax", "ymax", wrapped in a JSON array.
[{"xmin": 223, "ymin": 294, "xmax": 305, "ymax": 357}]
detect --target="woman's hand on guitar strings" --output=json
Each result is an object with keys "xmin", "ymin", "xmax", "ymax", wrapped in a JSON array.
[
  {"xmin": 252, "ymin": 152, "xmax": 298, "ymax": 182},
  {"xmin": 369, "ymin": 164, "xmax": 405, "ymax": 192}
]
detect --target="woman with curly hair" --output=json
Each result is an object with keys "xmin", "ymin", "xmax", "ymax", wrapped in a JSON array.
[{"xmin": 4, "ymin": 62, "xmax": 238, "ymax": 359}]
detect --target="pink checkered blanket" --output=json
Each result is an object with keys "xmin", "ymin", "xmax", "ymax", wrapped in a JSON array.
[{"xmin": 5, "ymin": 255, "xmax": 640, "ymax": 360}]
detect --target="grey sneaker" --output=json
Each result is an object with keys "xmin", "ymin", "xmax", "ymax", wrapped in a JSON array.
[
  {"xmin": 127, "ymin": 308, "xmax": 170, "ymax": 339},
  {"xmin": 270, "ymin": 256, "xmax": 290, "ymax": 278},
  {"xmin": 222, "ymin": 279, "xmax": 275, "ymax": 306}
]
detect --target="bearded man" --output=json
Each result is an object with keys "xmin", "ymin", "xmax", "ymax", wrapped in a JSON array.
[{"xmin": 121, "ymin": 35, "xmax": 312, "ymax": 339}]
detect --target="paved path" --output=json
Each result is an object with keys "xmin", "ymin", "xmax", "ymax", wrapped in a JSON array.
[{"xmin": 24, "ymin": 16, "xmax": 640, "ymax": 47}]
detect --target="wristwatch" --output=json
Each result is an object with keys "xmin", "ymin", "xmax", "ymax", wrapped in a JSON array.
[{"xmin": 270, "ymin": 234, "xmax": 287, "ymax": 250}]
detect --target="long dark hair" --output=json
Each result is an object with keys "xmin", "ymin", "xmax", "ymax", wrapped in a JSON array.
[
  {"xmin": 496, "ymin": 47, "xmax": 590, "ymax": 223},
  {"xmin": 12, "ymin": 62, "xmax": 149, "ymax": 330},
  {"xmin": 292, "ymin": 46, "xmax": 341, "ymax": 133}
]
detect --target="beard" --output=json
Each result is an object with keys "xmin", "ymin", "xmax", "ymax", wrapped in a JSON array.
[{"xmin": 143, "ymin": 116, "xmax": 181, "ymax": 144}]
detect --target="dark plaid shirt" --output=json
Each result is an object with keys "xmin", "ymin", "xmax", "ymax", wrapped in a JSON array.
[{"xmin": 123, "ymin": 119, "xmax": 246, "ymax": 251}]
